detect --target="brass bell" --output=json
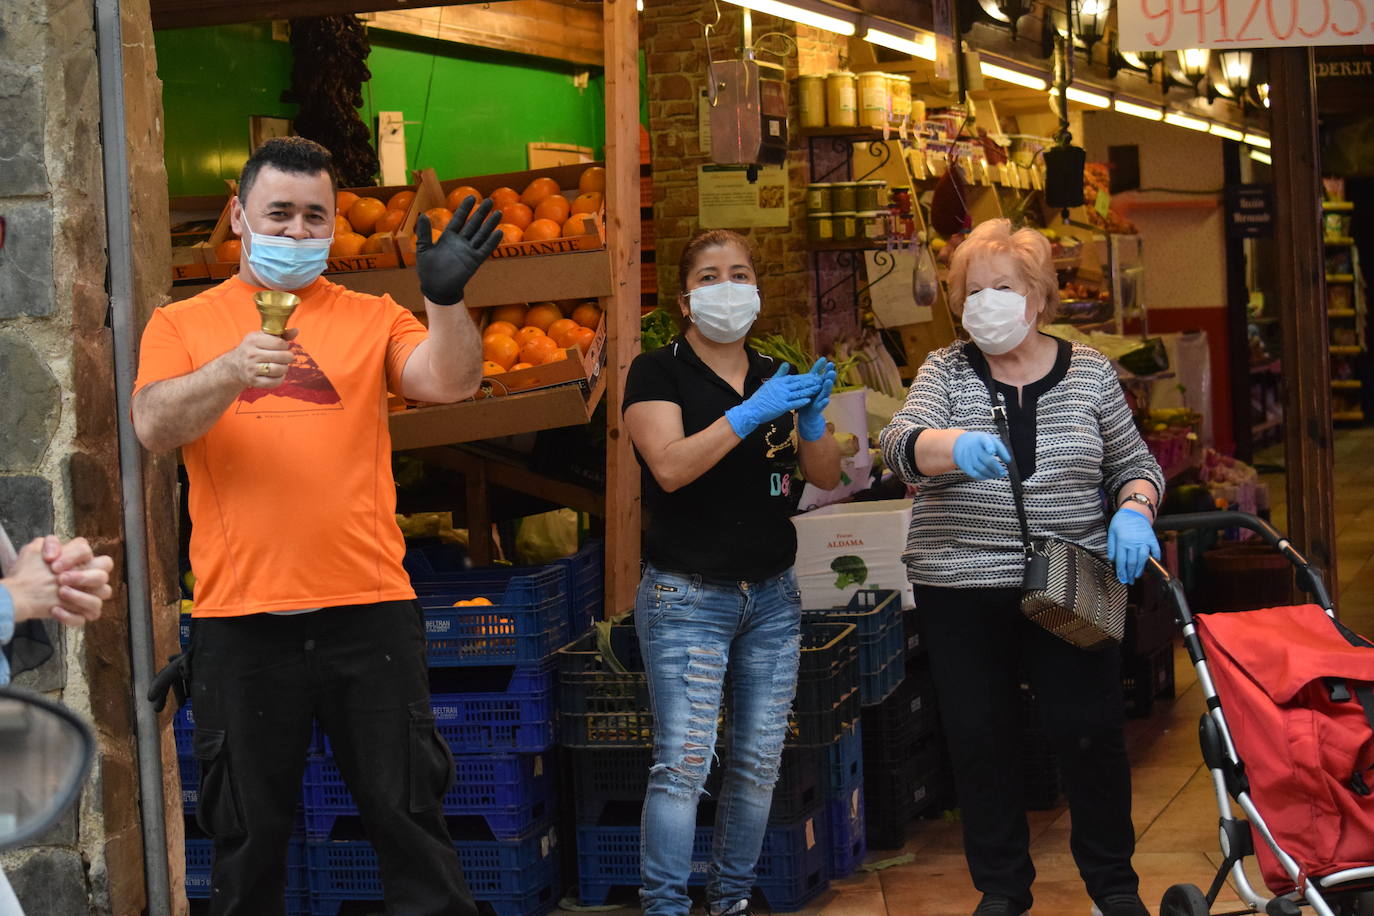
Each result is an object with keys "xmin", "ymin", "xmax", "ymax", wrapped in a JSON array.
[{"xmin": 254, "ymin": 291, "xmax": 300, "ymax": 337}]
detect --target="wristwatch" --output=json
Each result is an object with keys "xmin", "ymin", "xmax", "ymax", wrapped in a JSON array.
[{"xmin": 1120, "ymin": 492, "xmax": 1156, "ymax": 518}]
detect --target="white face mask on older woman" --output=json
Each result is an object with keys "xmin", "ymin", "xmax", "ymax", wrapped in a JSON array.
[{"xmin": 962, "ymin": 288, "xmax": 1032, "ymax": 355}]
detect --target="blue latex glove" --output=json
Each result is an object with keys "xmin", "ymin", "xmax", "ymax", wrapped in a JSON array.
[
  {"xmin": 725, "ymin": 363, "xmax": 821, "ymax": 439},
  {"xmin": 952, "ymin": 431, "xmax": 1010, "ymax": 479},
  {"xmin": 797, "ymin": 357, "xmax": 837, "ymax": 441},
  {"xmin": 1107, "ymin": 506, "xmax": 1160, "ymax": 585}
]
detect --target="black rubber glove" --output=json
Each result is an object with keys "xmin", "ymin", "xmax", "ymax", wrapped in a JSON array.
[{"xmin": 415, "ymin": 195, "xmax": 504, "ymax": 306}]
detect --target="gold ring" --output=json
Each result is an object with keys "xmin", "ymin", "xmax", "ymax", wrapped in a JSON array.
[{"xmin": 258, "ymin": 362, "xmax": 271, "ymax": 377}]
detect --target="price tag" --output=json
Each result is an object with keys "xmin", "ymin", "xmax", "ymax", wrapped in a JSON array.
[
  {"xmin": 1096, "ymin": 190, "xmax": 1111, "ymax": 218},
  {"xmin": 804, "ymin": 817, "xmax": 816, "ymax": 850}
]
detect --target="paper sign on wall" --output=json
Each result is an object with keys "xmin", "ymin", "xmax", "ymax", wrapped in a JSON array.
[
  {"xmin": 697, "ymin": 165, "xmax": 789, "ymax": 229},
  {"xmin": 864, "ymin": 249, "xmax": 932, "ymax": 327},
  {"xmin": 1118, "ymin": 0, "xmax": 1374, "ymax": 51}
]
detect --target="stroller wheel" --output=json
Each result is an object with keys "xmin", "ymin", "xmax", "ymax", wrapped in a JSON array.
[{"xmin": 1160, "ymin": 884, "xmax": 1210, "ymax": 916}]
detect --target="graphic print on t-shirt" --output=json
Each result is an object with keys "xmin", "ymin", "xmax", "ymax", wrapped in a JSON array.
[{"xmin": 236, "ymin": 341, "xmax": 343, "ymax": 413}]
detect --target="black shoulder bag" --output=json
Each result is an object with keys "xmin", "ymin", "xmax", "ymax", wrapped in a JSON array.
[{"xmin": 974, "ymin": 359, "xmax": 1127, "ymax": 651}]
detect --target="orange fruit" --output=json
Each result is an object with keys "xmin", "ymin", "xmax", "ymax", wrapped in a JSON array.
[
  {"xmin": 572, "ymin": 303, "xmax": 603, "ymax": 329},
  {"xmin": 489, "ymin": 187, "xmax": 521, "ymax": 211},
  {"xmin": 446, "ymin": 185, "xmax": 483, "ymax": 213},
  {"xmin": 556, "ymin": 300, "xmax": 578, "ymax": 317},
  {"xmin": 534, "ymin": 195, "xmax": 571, "ymax": 225},
  {"xmin": 562, "ymin": 213, "xmax": 601, "ymax": 238},
  {"xmin": 482, "ymin": 334, "xmax": 520, "ymax": 370},
  {"xmin": 579, "ymin": 166, "xmax": 606, "ymax": 194},
  {"xmin": 524, "ymin": 219, "xmax": 562, "ymax": 242},
  {"xmin": 571, "ymin": 191, "xmax": 603, "ymax": 215},
  {"xmin": 214, "ymin": 239, "xmax": 242, "ymax": 263},
  {"xmin": 331, "ymin": 232, "xmax": 367, "ymax": 257},
  {"xmin": 481, "ymin": 360, "xmax": 508, "ymax": 377},
  {"xmin": 423, "ymin": 207, "xmax": 453, "ymax": 232},
  {"xmin": 495, "ymin": 223, "xmax": 524, "ymax": 244},
  {"xmin": 337, "ymin": 190, "xmax": 359, "ymax": 214},
  {"xmin": 544, "ymin": 347, "xmax": 569, "ymax": 363},
  {"xmin": 502, "ymin": 202, "xmax": 534, "ymax": 230},
  {"xmin": 548, "ymin": 318, "xmax": 579, "ymax": 344},
  {"xmin": 386, "ymin": 190, "xmax": 416, "ymax": 212},
  {"xmin": 570, "ymin": 326, "xmax": 596, "ymax": 354},
  {"xmin": 361, "ymin": 232, "xmax": 391, "ymax": 254},
  {"xmin": 511, "ymin": 362, "xmax": 534, "ymax": 371},
  {"xmin": 348, "ymin": 197, "xmax": 387, "ymax": 234},
  {"xmin": 514, "ymin": 326, "xmax": 546, "ymax": 347},
  {"xmin": 520, "ymin": 335, "xmax": 559, "ymax": 366},
  {"xmin": 334, "ymin": 214, "xmax": 353, "ymax": 236},
  {"xmin": 491, "ymin": 304, "xmax": 528, "ymax": 326},
  {"xmin": 521, "ymin": 177, "xmax": 561, "ymax": 209},
  {"xmin": 483, "ymin": 320, "xmax": 519, "ymax": 340},
  {"xmin": 524, "ymin": 303, "xmax": 563, "ymax": 332},
  {"xmin": 375, "ymin": 208, "xmax": 406, "ymax": 234}
]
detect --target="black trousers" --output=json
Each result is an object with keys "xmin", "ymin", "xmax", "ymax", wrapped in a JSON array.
[
  {"xmin": 914, "ymin": 585, "xmax": 1139, "ymax": 911},
  {"xmin": 189, "ymin": 599, "xmax": 476, "ymax": 916}
]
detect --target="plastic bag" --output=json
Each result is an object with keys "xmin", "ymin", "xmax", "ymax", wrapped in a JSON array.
[{"xmin": 515, "ymin": 509, "xmax": 580, "ymax": 566}]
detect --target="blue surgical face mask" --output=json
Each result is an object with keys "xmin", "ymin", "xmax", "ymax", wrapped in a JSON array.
[{"xmin": 243, "ymin": 213, "xmax": 332, "ymax": 291}]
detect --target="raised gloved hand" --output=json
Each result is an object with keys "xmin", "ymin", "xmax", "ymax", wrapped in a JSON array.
[
  {"xmin": 415, "ymin": 196, "xmax": 504, "ymax": 306},
  {"xmin": 796, "ymin": 357, "xmax": 837, "ymax": 441},
  {"xmin": 1107, "ymin": 506, "xmax": 1160, "ymax": 585},
  {"xmin": 725, "ymin": 363, "xmax": 821, "ymax": 439},
  {"xmin": 951, "ymin": 431, "xmax": 1010, "ymax": 479}
]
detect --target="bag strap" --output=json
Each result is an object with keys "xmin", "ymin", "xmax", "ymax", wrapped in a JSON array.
[{"xmin": 971, "ymin": 351, "xmax": 1035, "ymax": 557}]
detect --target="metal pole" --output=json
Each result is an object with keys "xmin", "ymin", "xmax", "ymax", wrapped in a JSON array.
[{"xmin": 93, "ymin": 0, "xmax": 173, "ymax": 911}]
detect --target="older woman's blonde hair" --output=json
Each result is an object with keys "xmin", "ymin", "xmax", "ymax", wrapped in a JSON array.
[{"xmin": 946, "ymin": 219, "xmax": 1059, "ymax": 323}]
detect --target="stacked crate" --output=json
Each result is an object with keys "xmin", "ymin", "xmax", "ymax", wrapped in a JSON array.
[
  {"xmin": 1121, "ymin": 572, "xmax": 1177, "ymax": 718},
  {"xmin": 558, "ymin": 617, "xmax": 859, "ymax": 910}
]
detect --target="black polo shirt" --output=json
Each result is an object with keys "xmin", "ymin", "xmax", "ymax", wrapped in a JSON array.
[{"xmin": 622, "ymin": 336, "xmax": 801, "ymax": 582}]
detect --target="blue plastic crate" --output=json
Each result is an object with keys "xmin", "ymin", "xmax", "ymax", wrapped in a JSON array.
[
  {"xmin": 307, "ymin": 821, "xmax": 560, "ymax": 913},
  {"xmin": 553, "ymin": 539, "xmax": 603, "ymax": 637},
  {"xmin": 427, "ymin": 663, "xmax": 556, "ymax": 754},
  {"xmin": 408, "ymin": 550, "xmax": 571, "ymax": 668},
  {"xmin": 575, "ymin": 815, "xmax": 829, "ymax": 912},
  {"xmin": 826, "ymin": 780, "xmax": 867, "ymax": 878},
  {"xmin": 173, "ymin": 704, "xmax": 196, "ymax": 758},
  {"xmin": 303, "ymin": 751, "xmax": 554, "ymax": 841},
  {"xmin": 804, "ymin": 590, "xmax": 902, "ymax": 706},
  {"xmin": 823, "ymin": 720, "xmax": 863, "ymax": 798},
  {"xmin": 179, "ymin": 753, "xmax": 199, "ymax": 813},
  {"xmin": 179, "ymin": 616, "xmax": 193, "ymax": 649},
  {"xmin": 185, "ymin": 824, "xmax": 306, "ymax": 900}
]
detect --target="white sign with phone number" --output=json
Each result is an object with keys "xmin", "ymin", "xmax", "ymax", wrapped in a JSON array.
[{"xmin": 1118, "ymin": 0, "xmax": 1374, "ymax": 50}]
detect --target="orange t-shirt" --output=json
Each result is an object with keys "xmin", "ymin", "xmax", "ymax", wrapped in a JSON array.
[{"xmin": 134, "ymin": 275, "xmax": 428, "ymax": 617}]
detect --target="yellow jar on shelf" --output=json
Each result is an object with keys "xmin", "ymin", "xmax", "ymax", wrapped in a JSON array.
[
  {"xmin": 858, "ymin": 71, "xmax": 889, "ymax": 129},
  {"xmin": 798, "ymin": 75, "xmax": 827, "ymax": 129},
  {"xmin": 888, "ymin": 74, "xmax": 912, "ymax": 124},
  {"xmin": 826, "ymin": 70, "xmax": 857, "ymax": 127},
  {"xmin": 833, "ymin": 211, "xmax": 859, "ymax": 242},
  {"xmin": 807, "ymin": 212, "xmax": 835, "ymax": 244}
]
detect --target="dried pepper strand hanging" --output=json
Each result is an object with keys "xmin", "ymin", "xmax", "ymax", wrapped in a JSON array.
[{"xmin": 283, "ymin": 15, "xmax": 379, "ymax": 187}]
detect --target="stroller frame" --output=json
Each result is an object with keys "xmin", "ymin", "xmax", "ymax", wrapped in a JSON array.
[{"xmin": 1153, "ymin": 511, "xmax": 1374, "ymax": 916}]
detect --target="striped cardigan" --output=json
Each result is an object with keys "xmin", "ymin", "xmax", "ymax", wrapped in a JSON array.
[{"xmin": 879, "ymin": 339, "xmax": 1165, "ymax": 589}]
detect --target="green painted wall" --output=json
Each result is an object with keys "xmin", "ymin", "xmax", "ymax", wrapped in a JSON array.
[{"xmin": 156, "ymin": 24, "xmax": 609, "ymax": 198}]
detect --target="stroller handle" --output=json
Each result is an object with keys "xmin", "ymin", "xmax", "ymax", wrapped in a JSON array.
[{"xmin": 1152, "ymin": 511, "xmax": 1333, "ymax": 612}]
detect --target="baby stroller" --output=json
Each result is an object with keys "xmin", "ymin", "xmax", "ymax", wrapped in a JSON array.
[{"xmin": 1152, "ymin": 512, "xmax": 1374, "ymax": 916}]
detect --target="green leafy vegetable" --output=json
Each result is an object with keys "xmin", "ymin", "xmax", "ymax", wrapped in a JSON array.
[
  {"xmin": 831, "ymin": 555, "xmax": 868, "ymax": 590},
  {"xmin": 640, "ymin": 309, "xmax": 678, "ymax": 353}
]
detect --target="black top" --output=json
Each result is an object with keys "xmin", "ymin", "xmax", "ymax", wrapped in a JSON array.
[
  {"xmin": 909, "ymin": 335, "xmax": 1072, "ymax": 479},
  {"xmin": 622, "ymin": 336, "xmax": 801, "ymax": 582}
]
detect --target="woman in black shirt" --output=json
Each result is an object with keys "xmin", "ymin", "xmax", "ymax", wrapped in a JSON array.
[{"xmin": 622, "ymin": 229, "xmax": 841, "ymax": 916}]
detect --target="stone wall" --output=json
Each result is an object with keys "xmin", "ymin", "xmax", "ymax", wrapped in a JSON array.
[
  {"xmin": 642, "ymin": 0, "xmax": 846, "ymax": 350},
  {"xmin": 0, "ymin": 0, "xmax": 176, "ymax": 910}
]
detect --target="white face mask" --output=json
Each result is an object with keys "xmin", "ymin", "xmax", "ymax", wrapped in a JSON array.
[
  {"xmin": 687, "ymin": 281, "xmax": 760, "ymax": 344},
  {"xmin": 962, "ymin": 288, "xmax": 1033, "ymax": 355}
]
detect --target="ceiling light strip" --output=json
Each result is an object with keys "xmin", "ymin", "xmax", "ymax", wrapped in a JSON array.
[
  {"xmin": 863, "ymin": 26, "xmax": 936, "ymax": 60},
  {"xmin": 1115, "ymin": 99, "xmax": 1163, "ymax": 121},
  {"xmin": 1209, "ymin": 123, "xmax": 1245, "ymax": 141},
  {"xmin": 1164, "ymin": 111, "xmax": 1211, "ymax": 132},
  {"xmin": 1244, "ymin": 133, "xmax": 1272, "ymax": 149},
  {"xmin": 1065, "ymin": 85, "xmax": 1111, "ymax": 108},
  {"xmin": 723, "ymin": 0, "xmax": 856, "ymax": 35},
  {"xmin": 980, "ymin": 60, "xmax": 1048, "ymax": 91},
  {"xmin": 1249, "ymin": 149, "xmax": 1272, "ymax": 165}
]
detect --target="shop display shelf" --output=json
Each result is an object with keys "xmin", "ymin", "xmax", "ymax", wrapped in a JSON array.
[
  {"xmin": 308, "ymin": 819, "xmax": 560, "ymax": 916},
  {"xmin": 826, "ymin": 779, "xmax": 867, "ymax": 879},
  {"xmin": 574, "ymin": 815, "xmax": 829, "ymax": 911},
  {"xmin": 805, "ymin": 589, "xmax": 904, "ymax": 706},
  {"xmin": 303, "ymin": 751, "xmax": 554, "ymax": 842},
  {"xmin": 1332, "ymin": 379, "xmax": 1363, "ymax": 389},
  {"xmin": 566, "ymin": 743, "xmax": 824, "ymax": 826},
  {"xmin": 553, "ymin": 538, "xmax": 604, "ymax": 637},
  {"xmin": 556, "ymin": 619, "xmax": 859, "ymax": 749},
  {"xmin": 1323, "ymin": 201, "xmax": 1355, "ymax": 211},
  {"xmin": 1122, "ymin": 641, "xmax": 1176, "ymax": 719},
  {"xmin": 405, "ymin": 549, "xmax": 570, "ymax": 667}
]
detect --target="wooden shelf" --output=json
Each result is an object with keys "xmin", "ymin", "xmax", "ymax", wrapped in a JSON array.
[
  {"xmin": 1327, "ymin": 274, "xmax": 1356, "ymax": 283},
  {"xmin": 1325, "ymin": 237, "xmax": 1356, "ymax": 246},
  {"xmin": 1328, "ymin": 309, "xmax": 1358, "ymax": 318},
  {"xmin": 1331, "ymin": 345, "xmax": 1363, "ymax": 355},
  {"xmin": 1324, "ymin": 201, "xmax": 1355, "ymax": 211},
  {"xmin": 1334, "ymin": 410, "xmax": 1365, "ymax": 422},
  {"xmin": 806, "ymin": 240, "xmax": 887, "ymax": 252},
  {"xmin": 800, "ymin": 126, "xmax": 890, "ymax": 138},
  {"xmin": 1332, "ymin": 379, "xmax": 1363, "ymax": 389},
  {"xmin": 389, "ymin": 373, "xmax": 605, "ymax": 451}
]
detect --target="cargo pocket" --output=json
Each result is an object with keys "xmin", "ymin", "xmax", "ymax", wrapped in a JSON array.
[
  {"xmin": 193, "ymin": 727, "xmax": 245, "ymax": 838},
  {"xmin": 408, "ymin": 699, "xmax": 455, "ymax": 813}
]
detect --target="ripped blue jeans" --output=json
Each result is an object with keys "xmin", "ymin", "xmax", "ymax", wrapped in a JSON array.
[{"xmin": 635, "ymin": 562, "xmax": 802, "ymax": 916}]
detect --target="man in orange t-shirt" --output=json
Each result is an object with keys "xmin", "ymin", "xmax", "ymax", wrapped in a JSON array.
[{"xmin": 134, "ymin": 137, "xmax": 501, "ymax": 916}]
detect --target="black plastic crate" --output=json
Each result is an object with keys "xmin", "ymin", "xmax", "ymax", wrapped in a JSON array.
[
  {"xmin": 903, "ymin": 605, "xmax": 924, "ymax": 659},
  {"xmin": 803, "ymin": 590, "xmax": 903, "ymax": 706},
  {"xmin": 862, "ymin": 737, "xmax": 945, "ymax": 849},
  {"xmin": 1122, "ymin": 640, "xmax": 1176, "ymax": 718},
  {"xmin": 567, "ymin": 744, "xmax": 824, "ymax": 826}
]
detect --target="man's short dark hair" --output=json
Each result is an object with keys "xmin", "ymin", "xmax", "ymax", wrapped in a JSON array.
[{"xmin": 238, "ymin": 137, "xmax": 339, "ymax": 205}]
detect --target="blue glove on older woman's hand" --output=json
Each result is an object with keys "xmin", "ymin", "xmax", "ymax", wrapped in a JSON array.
[
  {"xmin": 951, "ymin": 431, "xmax": 1010, "ymax": 479},
  {"xmin": 796, "ymin": 357, "xmax": 836, "ymax": 441},
  {"xmin": 1107, "ymin": 507, "xmax": 1160, "ymax": 585}
]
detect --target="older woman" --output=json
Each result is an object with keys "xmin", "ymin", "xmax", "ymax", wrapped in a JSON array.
[{"xmin": 879, "ymin": 219, "xmax": 1163, "ymax": 916}]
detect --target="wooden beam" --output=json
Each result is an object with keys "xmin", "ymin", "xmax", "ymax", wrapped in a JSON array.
[
  {"xmin": 410, "ymin": 446, "xmax": 604, "ymax": 518},
  {"xmin": 369, "ymin": 3, "xmax": 603, "ymax": 68},
  {"xmin": 602, "ymin": 0, "xmax": 641, "ymax": 618},
  {"xmin": 151, "ymin": 0, "xmax": 476, "ymax": 31},
  {"xmin": 1271, "ymin": 48, "xmax": 1339, "ymax": 601}
]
